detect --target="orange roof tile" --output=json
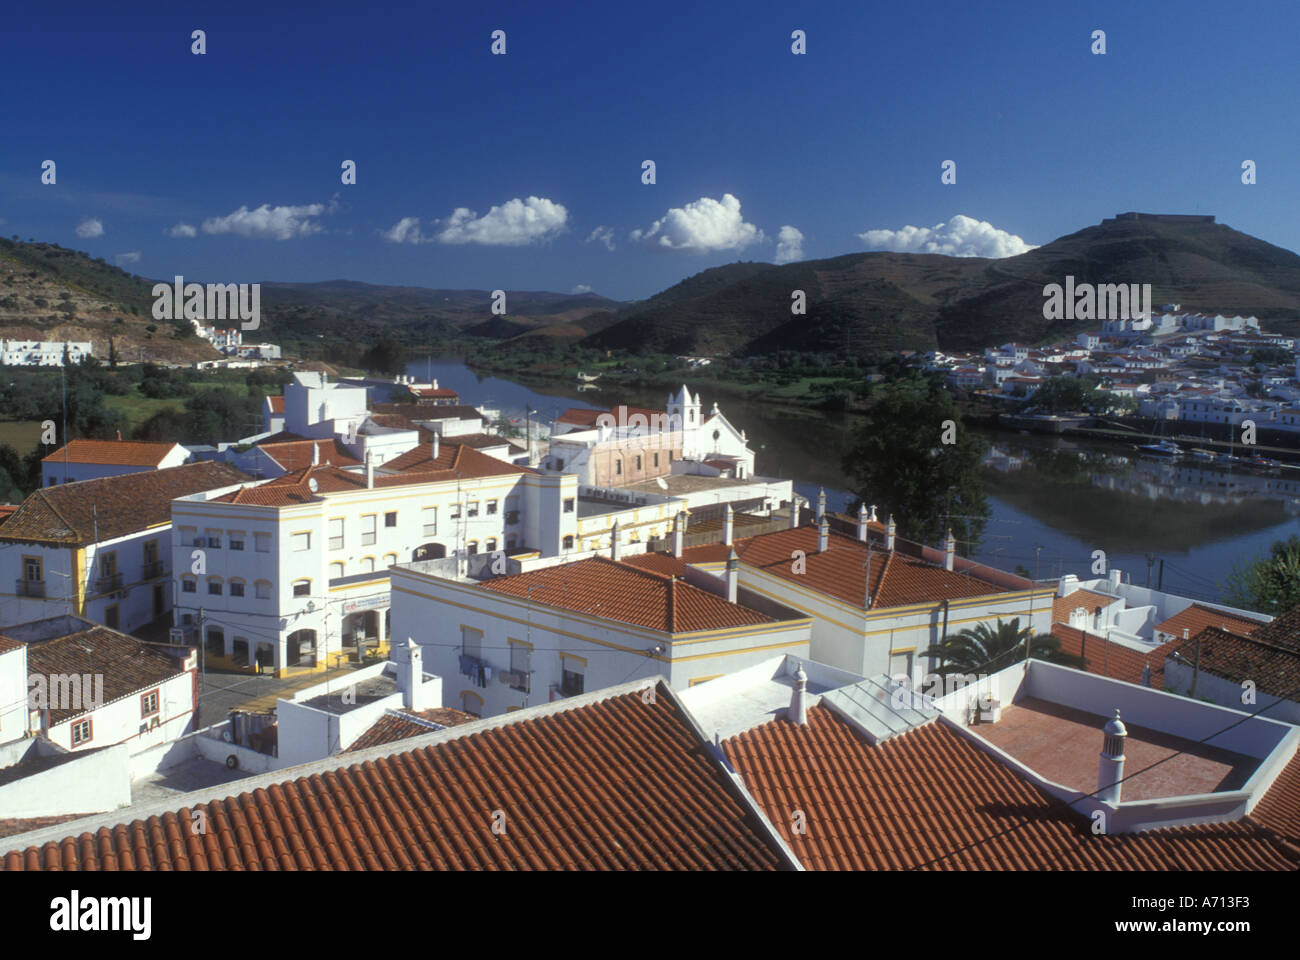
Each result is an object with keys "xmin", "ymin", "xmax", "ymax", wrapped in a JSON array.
[
  {"xmin": 41, "ymin": 438, "xmax": 181, "ymax": 467},
  {"xmin": 1051, "ymin": 624, "xmax": 1178, "ymax": 687},
  {"xmin": 555, "ymin": 405, "xmax": 667, "ymax": 427},
  {"xmin": 1, "ymin": 685, "xmax": 789, "ymax": 871},
  {"xmin": 257, "ymin": 438, "xmax": 360, "ymax": 472},
  {"xmin": 478, "ymin": 556, "xmax": 776, "ymax": 634},
  {"xmin": 266, "ymin": 395, "xmax": 284, "ymax": 413},
  {"xmin": 1155, "ymin": 604, "xmax": 1266, "ymax": 641},
  {"xmin": 1053, "ymin": 588, "xmax": 1121, "ymax": 625},
  {"xmin": 345, "ymin": 707, "xmax": 479, "ymax": 752},
  {"xmin": 1169, "ymin": 627, "xmax": 1300, "ymax": 703},
  {"xmin": 724, "ymin": 708, "xmax": 1300, "ymax": 870}
]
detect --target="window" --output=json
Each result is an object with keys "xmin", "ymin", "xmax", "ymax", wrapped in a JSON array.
[
  {"xmin": 100, "ymin": 551, "xmax": 117, "ymax": 577},
  {"xmin": 462, "ymin": 626, "xmax": 483, "ymax": 660},
  {"xmin": 635, "ymin": 455, "xmax": 642, "ymax": 471},
  {"xmin": 143, "ymin": 539, "xmax": 159, "ymax": 565},
  {"xmin": 450, "ymin": 503, "xmax": 462, "ymax": 520},
  {"xmin": 422, "ymin": 506, "xmax": 437, "ymax": 536},
  {"xmin": 486, "ymin": 538, "xmax": 497, "ymax": 552},
  {"xmin": 182, "ymin": 577, "xmax": 197, "ymax": 593},
  {"xmin": 206, "ymin": 529, "xmax": 222, "ymax": 549},
  {"xmin": 487, "ymin": 499, "xmax": 498, "ymax": 515},
  {"xmin": 229, "ymin": 579, "xmax": 245, "ymax": 597},
  {"xmin": 229, "ymin": 532, "xmax": 245, "ymax": 551},
  {"xmin": 178, "ymin": 526, "xmax": 197, "ymax": 546},
  {"xmin": 509, "ymin": 641, "xmax": 531, "ymax": 692},
  {"xmin": 71, "ymin": 719, "xmax": 92, "ymax": 745},
  {"xmin": 255, "ymin": 532, "xmax": 271, "ymax": 553},
  {"xmin": 384, "ymin": 552, "xmax": 397, "ymax": 567},
  {"xmin": 362, "ymin": 557, "xmax": 375, "ymax": 573},
  {"xmin": 255, "ymin": 580, "xmax": 271, "ymax": 600},
  {"xmin": 615, "ymin": 460, "xmax": 622, "ymax": 475},
  {"xmin": 330, "ymin": 562, "xmax": 345, "ymax": 579},
  {"xmin": 23, "ymin": 556, "xmax": 42, "ymax": 582},
  {"xmin": 653, "ymin": 453, "xmax": 660, "ymax": 469},
  {"xmin": 293, "ymin": 579, "xmax": 311, "ymax": 597},
  {"xmin": 141, "ymin": 690, "xmax": 159, "ymax": 717},
  {"xmin": 207, "ymin": 579, "xmax": 222, "ymax": 596},
  {"xmin": 467, "ymin": 501, "xmax": 480, "ymax": 518},
  {"xmin": 467, "ymin": 541, "xmax": 479, "ymax": 556},
  {"xmin": 563, "ymin": 498, "xmax": 575, "ymax": 514},
  {"xmin": 562, "ymin": 535, "xmax": 574, "ymax": 550},
  {"xmin": 561, "ymin": 657, "xmax": 585, "ymax": 696},
  {"xmin": 361, "ymin": 514, "xmax": 376, "ymax": 546},
  {"xmin": 385, "ymin": 511, "xmax": 397, "ymax": 528},
  {"xmin": 292, "ymin": 532, "xmax": 311, "ymax": 552},
  {"xmin": 328, "ymin": 518, "xmax": 344, "ymax": 551},
  {"xmin": 506, "ymin": 535, "xmax": 517, "ymax": 550}
]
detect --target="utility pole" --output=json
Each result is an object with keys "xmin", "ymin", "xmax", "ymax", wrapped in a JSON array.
[
  {"xmin": 1034, "ymin": 544, "xmax": 1042, "ymax": 580},
  {"xmin": 1156, "ymin": 558, "xmax": 1165, "ymax": 591},
  {"xmin": 1145, "ymin": 553, "xmax": 1155, "ymax": 587}
]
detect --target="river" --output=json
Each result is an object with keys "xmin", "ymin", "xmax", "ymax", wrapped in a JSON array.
[{"xmin": 406, "ymin": 356, "xmax": 1300, "ymax": 604}]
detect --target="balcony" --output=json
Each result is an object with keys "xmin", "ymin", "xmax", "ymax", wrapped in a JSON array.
[
  {"xmin": 16, "ymin": 578, "xmax": 45, "ymax": 598},
  {"xmin": 497, "ymin": 668, "xmax": 532, "ymax": 694},
  {"xmin": 142, "ymin": 560, "xmax": 167, "ymax": 580},
  {"xmin": 95, "ymin": 571, "xmax": 124, "ymax": 594}
]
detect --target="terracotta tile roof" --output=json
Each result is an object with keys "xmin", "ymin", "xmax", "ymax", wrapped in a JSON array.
[
  {"xmin": 372, "ymin": 403, "xmax": 485, "ymax": 423},
  {"xmin": 621, "ymin": 552, "xmax": 695, "ymax": 577},
  {"xmin": 0, "ymin": 462, "xmax": 250, "ymax": 546},
  {"xmin": 1, "ymin": 685, "xmax": 789, "ymax": 871},
  {"xmin": 0, "ymin": 814, "xmax": 92, "ymax": 841},
  {"xmin": 1170, "ymin": 627, "xmax": 1300, "ymax": 703},
  {"xmin": 0, "ymin": 504, "xmax": 19, "ymax": 525},
  {"xmin": 410, "ymin": 387, "xmax": 458, "ymax": 399},
  {"xmin": 345, "ymin": 707, "xmax": 479, "ymax": 752},
  {"xmin": 478, "ymin": 556, "xmax": 776, "ymax": 634},
  {"xmin": 731, "ymin": 527, "xmax": 1011, "ymax": 609},
  {"xmin": 266, "ymin": 396, "xmax": 284, "ymax": 413},
  {"xmin": 257, "ymin": 438, "xmax": 360, "ymax": 472},
  {"xmin": 1053, "ymin": 588, "xmax": 1120, "ymax": 625},
  {"xmin": 555, "ymin": 405, "xmax": 666, "ymax": 427},
  {"xmin": 40, "ymin": 438, "xmax": 181, "ymax": 467},
  {"xmin": 382, "ymin": 441, "xmax": 532, "ymax": 478},
  {"xmin": 20, "ymin": 623, "xmax": 191, "ymax": 724},
  {"xmin": 1249, "ymin": 604, "xmax": 1300, "ymax": 652},
  {"xmin": 0, "ymin": 635, "xmax": 21, "ymax": 655},
  {"xmin": 1051, "ymin": 624, "xmax": 1178, "ymax": 687},
  {"xmin": 724, "ymin": 708, "xmax": 1300, "ymax": 870},
  {"xmin": 1155, "ymin": 604, "xmax": 1266, "ymax": 640}
]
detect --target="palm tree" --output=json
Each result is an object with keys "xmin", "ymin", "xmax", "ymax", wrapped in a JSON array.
[{"xmin": 921, "ymin": 617, "xmax": 1088, "ymax": 676}]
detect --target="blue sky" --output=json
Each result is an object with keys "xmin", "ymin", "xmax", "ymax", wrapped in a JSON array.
[{"xmin": 2, "ymin": 0, "xmax": 1297, "ymax": 302}]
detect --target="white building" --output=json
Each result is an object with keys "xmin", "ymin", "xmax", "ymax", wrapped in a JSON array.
[
  {"xmin": 2, "ymin": 615, "xmax": 198, "ymax": 754},
  {"xmin": 0, "ymin": 339, "xmax": 93, "ymax": 366},
  {"xmin": 0, "ymin": 462, "xmax": 251, "ymax": 633},
  {"xmin": 389, "ymin": 551, "xmax": 813, "ymax": 718},
  {"xmin": 41, "ymin": 438, "xmax": 189, "ymax": 487},
  {"xmin": 169, "ymin": 438, "xmax": 579, "ymax": 676}
]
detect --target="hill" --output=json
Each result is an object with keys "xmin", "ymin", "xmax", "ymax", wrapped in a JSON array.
[
  {"xmin": 580, "ymin": 215, "xmax": 1300, "ymax": 359},
  {"xmin": 0, "ymin": 238, "xmax": 218, "ymax": 364}
]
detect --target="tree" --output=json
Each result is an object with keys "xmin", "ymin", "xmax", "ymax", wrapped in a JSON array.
[
  {"xmin": 842, "ymin": 379, "xmax": 990, "ymax": 553},
  {"xmin": 1223, "ymin": 536, "xmax": 1300, "ymax": 616},
  {"xmin": 920, "ymin": 618, "xmax": 1089, "ymax": 676},
  {"xmin": 1026, "ymin": 375, "xmax": 1103, "ymax": 414},
  {"xmin": 360, "ymin": 337, "xmax": 406, "ymax": 376}
]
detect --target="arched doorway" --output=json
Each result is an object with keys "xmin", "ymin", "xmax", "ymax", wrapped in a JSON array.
[
  {"xmin": 286, "ymin": 629, "xmax": 317, "ymax": 668},
  {"xmin": 413, "ymin": 542, "xmax": 447, "ymax": 562}
]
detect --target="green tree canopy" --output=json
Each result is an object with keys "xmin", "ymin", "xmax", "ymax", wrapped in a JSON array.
[
  {"xmin": 1223, "ymin": 535, "xmax": 1300, "ymax": 616},
  {"xmin": 841, "ymin": 378, "xmax": 990, "ymax": 553}
]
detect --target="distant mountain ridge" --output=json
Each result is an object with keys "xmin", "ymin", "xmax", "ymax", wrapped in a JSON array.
[{"xmin": 580, "ymin": 215, "xmax": 1300, "ymax": 359}]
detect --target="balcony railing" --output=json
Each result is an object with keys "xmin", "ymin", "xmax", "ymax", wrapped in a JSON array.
[
  {"xmin": 95, "ymin": 571, "xmax": 124, "ymax": 594},
  {"xmin": 142, "ymin": 560, "xmax": 166, "ymax": 580},
  {"xmin": 16, "ymin": 578, "xmax": 45, "ymax": 598}
]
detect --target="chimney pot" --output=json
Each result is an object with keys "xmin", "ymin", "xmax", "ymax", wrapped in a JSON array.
[
  {"xmin": 944, "ymin": 529, "xmax": 956, "ymax": 572},
  {"xmin": 1097, "ymin": 709, "xmax": 1127, "ymax": 804},
  {"xmin": 856, "ymin": 504, "xmax": 869, "ymax": 542},
  {"xmin": 725, "ymin": 548, "xmax": 739, "ymax": 603},
  {"xmin": 818, "ymin": 517, "xmax": 829, "ymax": 553},
  {"xmin": 673, "ymin": 511, "xmax": 686, "ymax": 558},
  {"xmin": 886, "ymin": 515, "xmax": 896, "ymax": 552},
  {"xmin": 722, "ymin": 504, "xmax": 734, "ymax": 546},
  {"xmin": 816, "ymin": 487, "xmax": 826, "ymax": 522},
  {"xmin": 610, "ymin": 521, "xmax": 621, "ymax": 562},
  {"xmin": 788, "ymin": 501, "xmax": 801, "ymax": 529},
  {"xmin": 788, "ymin": 660, "xmax": 808, "ymax": 726}
]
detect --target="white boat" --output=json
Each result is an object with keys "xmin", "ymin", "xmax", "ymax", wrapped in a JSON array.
[
  {"xmin": 1138, "ymin": 439, "xmax": 1182, "ymax": 458},
  {"xmin": 1190, "ymin": 448, "xmax": 1218, "ymax": 461},
  {"xmin": 576, "ymin": 371, "xmax": 601, "ymax": 382}
]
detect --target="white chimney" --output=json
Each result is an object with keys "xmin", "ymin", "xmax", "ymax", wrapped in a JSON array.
[
  {"xmin": 869, "ymin": 504, "xmax": 878, "ymax": 523},
  {"xmin": 788, "ymin": 661, "xmax": 808, "ymax": 726},
  {"xmin": 725, "ymin": 548, "xmax": 739, "ymax": 603},
  {"xmin": 856, "ymin": 504, "xmax": 869, "ymax": 542},
  {"xmin": 1057, "ymin": 574, "xmax": 1079, "ymax": 597},
  {"xmin": 610, "ymin": 520, "xmax": 621, "ymax": 561},
  {"xmin": 788, "ymin": 501, "xmax": 801, "ymax": 529},
  {"xmin": 432, "ymin": 432, "xmax": 439, "ymax": 460},
  {"xmin": 722, "ymin": 504, "xmax": 734, "ymax": 546},
  {"xmin": 1109, "ymin": 568, "xmax": 1122, "ymax": 591},
  {"xmin": 396, "ymin": 637, "xmax": 433, "ymax": 711},
  {"xmin": 432, "ymin": 378, "xmax": 438, "ymax": 389},
  {"xmin": 311, "ymin": 441, "xmax": 320, "ymax": 466},
  {"xmin": 1097, "ymin": 710, "xmax": 1127, "ymax": 804},
  {"xmin": 365, "ymin": 450, "xmax": 374, "ymax": 489},
  {"xmin": 672, "ymin": 511, "xmax": 686, "ymax": 558},
  {"xmin": 943, "ymin": 529, "xmax": 956, "ymax": 571},
  {"xmin": 818, "ymin": 516, "xmax": 829, "ymax": 553},
  {"xmin": 886, "ymin": 515, "xmax": 896, "ymax": 551},
  {"xmin": 816, "ymin": 487, "xmax": 826, "ymax": 522}
]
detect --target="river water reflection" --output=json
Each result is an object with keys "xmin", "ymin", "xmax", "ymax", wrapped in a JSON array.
[{"xmin": 409, "ymin": 357, "xmax": 1300, "ymax": 603}]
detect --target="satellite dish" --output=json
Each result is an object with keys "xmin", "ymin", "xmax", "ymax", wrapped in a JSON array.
[{"xmin": 308, "ymin": 477, "xmax": 318, "ymax": 492}]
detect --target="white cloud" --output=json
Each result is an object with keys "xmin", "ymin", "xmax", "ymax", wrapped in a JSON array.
[
  {"xmin": 857, "ymin": 214, "xmax": 1035, "ymax": 258},
  {"xmin": 382, "ymin": 216, "xmax": 431, "ymax": 245},
  {"xmin": 630, "ymin": 193, "xmax": 764, "ymax": 253},
  {"xmin": 114, "ymin": 251, "xmax": 141, "ymax": 266},
  {"xmin": 433, "ymin": 196, "xmax": 568, "ymax": 246},
  {"xmin": 201, "ymin": 202, "xmax": 327, "ymax": 240},
  {"xmin": 585, "ymin": 226, "xmax": 615, "ymax": 251},
  {"xmin": 571, "ymin": 284, "xmax": 593, "ymax": 294},
  {"xmin": 75, "ymin": 218, "xmax": 104, "ymax": 238},
  {"xmin": 168, "ymin": 222, "xmax": 198, "ymax": 238},
  {"xmin": 774, "ymin": 225, "xmax": 804, "ymax": 264}
]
